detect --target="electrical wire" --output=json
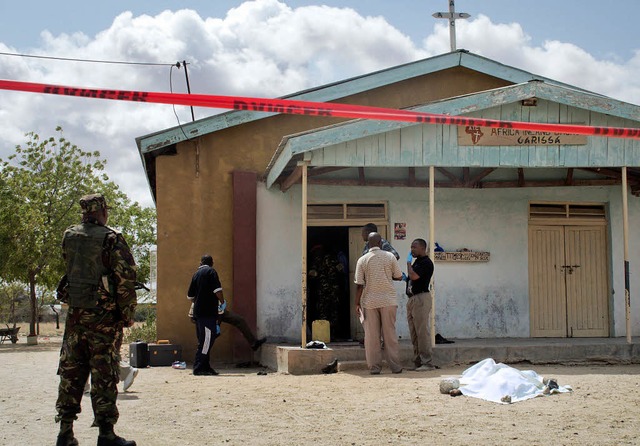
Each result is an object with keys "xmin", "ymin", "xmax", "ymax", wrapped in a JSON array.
[
  {"xmin": 169, "ymin": 63, "xmax": 191, "ymax": 141},
  {"xmin": 0, "ymin": 51, "xmax": 176, "ymax": 67},
  {"xmin": 2, "ymin": 50, "xmax": 194, "ymax": 141}
]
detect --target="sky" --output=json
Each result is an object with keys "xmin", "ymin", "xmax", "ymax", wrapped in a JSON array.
[{"xmin": 1, "ymin": 0, "xmax": 640, "ymax": 208}]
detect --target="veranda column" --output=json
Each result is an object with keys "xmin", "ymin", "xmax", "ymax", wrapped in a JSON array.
[
  {"xmin": 429, "ymin": 166, "xmax": 436, "ymax": 347},
  {"xmin": 622, "ymin": 167, "xmax": 631, "ymax": 343},
  {"xmin": 300, "ymin": 161, "xmax": 309, "ymax": 347}
]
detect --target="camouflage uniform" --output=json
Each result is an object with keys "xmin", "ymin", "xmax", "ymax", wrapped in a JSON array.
[
  {"xmin": 308, "ymin": 249, "xmax": 344, "ymax": 330},
  {"xmin": 55, "ymin": 194, "xmax": 137, "ymax": 445}
]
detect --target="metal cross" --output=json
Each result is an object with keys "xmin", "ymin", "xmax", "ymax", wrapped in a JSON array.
[{"xmin": 432, "ymin": 0, "xmax": 470, "ymax": 52}]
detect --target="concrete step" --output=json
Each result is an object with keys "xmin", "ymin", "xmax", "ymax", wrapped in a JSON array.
[{"xmin": 337, "ymin": 360, "xmax": 367, "ymax": 372}]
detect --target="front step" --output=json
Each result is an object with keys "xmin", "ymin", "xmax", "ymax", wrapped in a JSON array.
[{"xmin": 337, "ymin": 360, "xmax": 368, "ymax": 372}]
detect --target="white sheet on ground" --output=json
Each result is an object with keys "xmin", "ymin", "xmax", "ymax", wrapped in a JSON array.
[{"xmin": 458, "ymin": 358, "xmax": 572, "ymax": 404}]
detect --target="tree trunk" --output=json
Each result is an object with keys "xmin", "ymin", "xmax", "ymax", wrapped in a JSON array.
[{"xmin": 28, "ymin": 271, "xmax": 37, "ymax": 337}]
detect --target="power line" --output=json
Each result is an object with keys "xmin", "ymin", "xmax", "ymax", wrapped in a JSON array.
[{"xmin": 0, "ymin": 51, "xmax": 177, "ymax": 67}]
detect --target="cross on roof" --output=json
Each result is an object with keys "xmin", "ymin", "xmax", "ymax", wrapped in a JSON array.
[{"xmin": 432, "ymin": 0, "xmax": 470, "ymax": 52}]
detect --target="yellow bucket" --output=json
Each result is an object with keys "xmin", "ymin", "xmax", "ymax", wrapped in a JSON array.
[{"xmin": 311, "ymin": 320, "xmax": 331, "ymax": 344}]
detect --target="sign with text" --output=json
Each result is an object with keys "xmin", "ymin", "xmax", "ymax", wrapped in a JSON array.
[{"xmin": 458, "ymin": 125, "xmax": 588, "ymax": 146}]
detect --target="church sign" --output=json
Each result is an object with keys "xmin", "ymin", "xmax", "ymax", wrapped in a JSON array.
[{"xmin": 458, "ymin": 125, "xmax": 587, "ymax": 146}]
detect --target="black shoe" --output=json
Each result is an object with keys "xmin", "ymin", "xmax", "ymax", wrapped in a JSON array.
[
  {"xmin": 97, "ymin": 435, "xmax": 137, "ymax": 446},
  {"xmin": 56, "ymin": 433, "xmax": 79, "ymax": 446},
  {"xmin": 251, "ymin": 337, "xmax": 267, "ymax": 351},
  {"xmin": 435, "ymin": 333, "xmax": 454, "ymax": 344},
  {"xmin": 321, "ymin": 358, "xmax": 338, "ymax": 374}
]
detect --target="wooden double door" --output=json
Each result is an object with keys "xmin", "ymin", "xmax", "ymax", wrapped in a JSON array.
[{"xmin": 528, "ymin": 225, "xmax": 610, "ymax": 337}]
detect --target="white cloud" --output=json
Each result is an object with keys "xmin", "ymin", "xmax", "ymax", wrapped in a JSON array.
[
  {"xmin": 1, "ymin": 2, "xmax": 640, "ymax": 207},
  {"xmin": 454, "ymin": 14, "xmax": 640, "ymax": 105}
]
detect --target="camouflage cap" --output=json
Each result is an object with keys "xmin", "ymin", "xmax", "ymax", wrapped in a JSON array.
[{"xmin": 79, "ymin": 193, "xmax": 110, "ymax": 214}]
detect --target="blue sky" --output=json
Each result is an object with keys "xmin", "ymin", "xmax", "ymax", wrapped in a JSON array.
[{"xmin": 1, "ymin": 0, "xmax": 639, "ymax": 206}]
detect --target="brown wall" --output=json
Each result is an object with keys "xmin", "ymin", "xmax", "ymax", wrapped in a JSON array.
[{"xmin": 154, "ymin": 68, "xmax": 511, "ymax": 362}]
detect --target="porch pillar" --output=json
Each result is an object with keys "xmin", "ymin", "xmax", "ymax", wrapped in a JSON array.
[
  {"xmin": 621, "ymin": 167, "xmax": 631, "ymax": 343},
  {"xmin": 300, "ymin": 161, "xmax": 309, "ymax": 347},
  {"xmin": 429, "ymin": 166, "xmax": 436, "ymax": 347}
]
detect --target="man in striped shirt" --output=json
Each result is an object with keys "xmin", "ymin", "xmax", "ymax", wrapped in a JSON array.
[{"xmin": 355, "ymin": 232, "xmax": 404, "ymax": 375}]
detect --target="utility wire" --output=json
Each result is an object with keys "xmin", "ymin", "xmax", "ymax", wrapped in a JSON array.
[
  {"xmin": 0, "ymin": 51, "xmax": 177, "ymax": 67},
  {"xmin": 2, "ymin": 50, "xmax": 195, "ymax": 139}
]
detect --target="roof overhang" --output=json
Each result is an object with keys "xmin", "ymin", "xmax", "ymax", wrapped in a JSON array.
[{"xmin": 264, "ymin": 80, "xmax": 640, "ymax": 189}]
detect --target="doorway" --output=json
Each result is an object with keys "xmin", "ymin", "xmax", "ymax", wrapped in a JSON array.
[
  {"xmin": 528, "ymin": 203, "xmax": 610, "ymax": 337},
  {"xmin": 307, "ymin": 226, "xmax": 351, "ymax": 340}
]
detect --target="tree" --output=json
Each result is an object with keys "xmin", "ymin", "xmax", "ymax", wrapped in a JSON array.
[{"xmin": 0, "ymin": 127, "xmax": 156, "ymax": 338}]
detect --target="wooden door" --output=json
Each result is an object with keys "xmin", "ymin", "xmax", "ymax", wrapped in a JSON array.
[
  {"xmin": 529, "ymin": 225, "xmax": 610, "ymax": 337},
  {"xmin": 564, "ymin": 226, "xmax": 609, "ymax": 337},
  {"xmin": 529, "ymin": 226, "xmax": 567, "ymax": 337},
  {"xmin": 348, "ymin": 228, "xmax": 366, "ymax": 340}
]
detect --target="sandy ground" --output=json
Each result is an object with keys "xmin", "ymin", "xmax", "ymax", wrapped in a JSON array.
[{"xmin": 1, "ymin": 334, "xmax": 640, "ymax": 446}]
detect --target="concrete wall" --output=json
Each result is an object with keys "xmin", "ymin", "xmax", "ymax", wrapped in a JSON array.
[{"xmin": 257, "ymin": 182, "xmax": 640, "ymax": 342}]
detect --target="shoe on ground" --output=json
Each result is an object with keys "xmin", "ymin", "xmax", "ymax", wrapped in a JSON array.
[
  {"xmin": 321, "ymin": 358, "xmax": 338, "ymax": 374},
  {"xmin": 251, "ymin": 337, "xmax": 267, "ymax": 351},
  {"xmin": 415, "ymin": 364, "xmax": 436, "ymax": 372},
  {"xmin": 123, "ymin": 368, "xmax": 138, "ymax": 392},
  {"xmin": 392, "ymin": 369, "xmax": 403, "ymax": 374},
  {"xmin": 369, "ymin": 369, "xmax": 381, "ymax": 375},
  {"xmin": 97, "ymin": 434, "xmax": 137, "ymax": 446},
  {"xmin": 435, "ymin": 333, "xmax": 454, "ymax": 344},
  {"xmin": 56, "ymin": 433, "xmax": 79, "ymax": 446}
]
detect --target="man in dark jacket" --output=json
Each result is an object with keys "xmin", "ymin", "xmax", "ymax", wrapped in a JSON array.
[
  {"xmin": 187, "ymin": 254, "xmax": 225, "ymax": 376},
  {"xmin": 56, "ymin": 193, "xmax": 137, "ymax": 446},
  {"xmin": 406, "ymin": 238, "xmax": 436, "ymax": 371}
]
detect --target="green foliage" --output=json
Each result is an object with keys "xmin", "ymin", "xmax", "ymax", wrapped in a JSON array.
[
  {"xmin": 0, "ymin": 127, "xmax": 157, "ymax": 335},
  {"xmin": 134, "ymin": 303, "xmax": 156, "ymax": 322},
  {"xmin": 124, "ymin": 309, "xmax": 157, "ymax": 343},
  {"xmin": 0, "ymin": 282, "xmax": 28, "ymax": 325}
]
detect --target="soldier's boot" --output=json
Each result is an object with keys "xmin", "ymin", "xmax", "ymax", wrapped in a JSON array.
[
  {"xmin": 56, "ymin": 422, "xmax": 79, "ymax": 446},
  {"xmin": 96, "ymin": 425, "xmax": 136, "ymax": 446}
]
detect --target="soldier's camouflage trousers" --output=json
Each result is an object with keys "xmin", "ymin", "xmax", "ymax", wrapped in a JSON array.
[{"xmin": 55, "ymin": 308, "xmax": 121, "ymax": 427}]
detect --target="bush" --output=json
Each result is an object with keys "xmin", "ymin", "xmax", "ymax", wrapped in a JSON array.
[
  {"xmin": 134, "ymin": 303, "xmax": 156, "ymax": 322},
  {"xmin": 124, "ymin": 310, "xmax": 157, "ymax": 343}
]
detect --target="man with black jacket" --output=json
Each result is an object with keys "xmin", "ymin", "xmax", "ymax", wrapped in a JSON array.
[
  {"xmin": 187, "ymin": 255, "xmax": 224, "ymax": 376},
  {"xmin": 406, "ymin": 238, "xmax": 436, "ymax": 371}
]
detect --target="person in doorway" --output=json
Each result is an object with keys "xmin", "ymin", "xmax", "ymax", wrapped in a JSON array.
[
  {"xmin": 308, "ymin": 244, "xmax": 344, "ymax": 332},
  {"xmin": 55, "ymin": 193, "xmax": 137, "ymax": 446},
  {"xmin": 406, "ymin": 238, "xmax": 436, "ymax": 371},
  {"xmin": 361, "ymin": 223, "xmax": 400, "ymax": 259},
  {"xmin": 354, "ymin": 232, "xmax": 404, "ymax": 374}
]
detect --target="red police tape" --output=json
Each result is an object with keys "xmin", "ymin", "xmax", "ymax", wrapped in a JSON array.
[{"xmin": 2, "ymin": 78, "xmax": 640, "ymax": 139}]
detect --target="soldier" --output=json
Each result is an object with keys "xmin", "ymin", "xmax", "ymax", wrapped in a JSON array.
[
  {"xmin": 55, "ymin": 193, "xmax": 137, "ymax": 446},
  {"xmin": 308, "ymin": 245, "xmax": 343, "ymax": 332}
]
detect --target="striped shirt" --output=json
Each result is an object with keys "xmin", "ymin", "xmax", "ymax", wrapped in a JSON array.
[{"xmin": 354, "ymin": 247, "xmax": 402, "ymax": 309}]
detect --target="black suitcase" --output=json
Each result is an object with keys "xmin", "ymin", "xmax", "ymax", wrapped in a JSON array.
[
  {"xmin": 129, "ymin": 341, "xmax": 149, "ymax": 368},
  {"xmin": 148, "ymin": 344, "xmax": 182, "ymax": 366}
]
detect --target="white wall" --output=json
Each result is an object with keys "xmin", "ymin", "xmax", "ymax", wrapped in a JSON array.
[{"xmin": 257, "ymin": 182, "xmax": 640, "ymax": 342}]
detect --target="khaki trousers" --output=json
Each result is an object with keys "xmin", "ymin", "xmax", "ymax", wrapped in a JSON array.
[
  {"xmin": 406, "ymin": 291, "xmax": 433, "ymax": 367},
  {"xmin": 363, "ymin": 306, "xmax": 402, "ymax": 373}
]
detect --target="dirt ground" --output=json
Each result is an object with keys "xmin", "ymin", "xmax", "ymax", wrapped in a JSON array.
[{"xmin": 2, "ymin": 333, "xmax": 640, "ymax": 446}]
